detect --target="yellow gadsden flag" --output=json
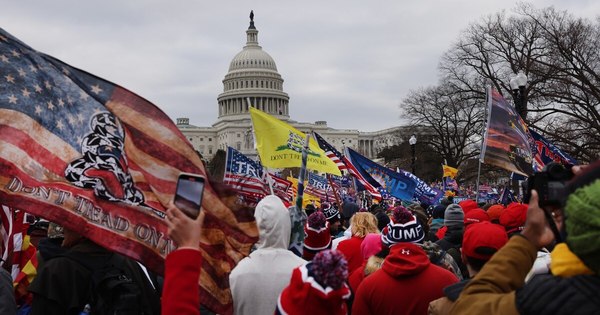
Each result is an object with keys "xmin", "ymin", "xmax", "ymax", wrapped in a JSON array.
[
  {"xmin": 442, "ymin": 165, "xmax": 459, "ymax": 178},
  {"xmin": 250, "ymin": 107, "xmax": 341, "ymax": 175},
  {"xmin": 287, "ymin": 176, "xmax": 321, "ymax": 208}
]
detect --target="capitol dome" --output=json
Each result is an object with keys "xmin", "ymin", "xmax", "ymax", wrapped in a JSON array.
[{"xmin": 217, "ymin": 11, "xmax": 289, "ymax": 121}]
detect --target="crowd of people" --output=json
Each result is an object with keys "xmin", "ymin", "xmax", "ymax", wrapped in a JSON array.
[{"xmin": 2, "ymin": 162, "xmax": 600, "ymax": 314}]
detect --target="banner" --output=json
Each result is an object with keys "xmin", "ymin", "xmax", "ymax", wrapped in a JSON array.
[
  {"xmin": 442, "ymin": 165, "xmax": 458, "ymax": 178},
  {"xmin": 305, "ymin": 172, "xmax": 331, "ymax": 201},
  {"xmin": 346, "ymin": 148, "xmax": 417, "ymax": 200},
  {"xmin": 286, "ymin": 177, "xmax": 321, "ymax": 208},
  {"xmin": 249, "ymin": 108, "xmax": 341, "ymax": 175},
  {"xmin": 530, "ymin": 130, "xmax": 577, "ymax": 167},
  {"xmin": 499, "ymin": 186, "xmax": 517, "ymax": 205},
  {"xmin": 224, "ymin": 147, "xmax": 267, "ymax": 205},
  {"xmin": 481, "ymin": 88, "xmax": 534, "ymax": 175},
  {"xmin": 0, "ymin": 28, "xmax": 256, "ymax": 314},
  {"xmin": 400, "ymin": 170, "xmax": 444, "ymax": 205}
]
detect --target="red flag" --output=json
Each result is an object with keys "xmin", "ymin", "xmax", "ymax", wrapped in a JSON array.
[{"xmin": 0, "ymin": 28, "xmax": 257, "ymax": 314}]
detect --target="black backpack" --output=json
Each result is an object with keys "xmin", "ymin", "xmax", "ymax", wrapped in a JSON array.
[{"xmin": 64, "ymin": 251, "xmax": 143, "ymax": 315}]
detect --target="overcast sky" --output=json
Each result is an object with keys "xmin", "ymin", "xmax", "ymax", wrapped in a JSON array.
[{"xmin": 2, "ymin": 1, "xmax": 598, "ymax": 132}]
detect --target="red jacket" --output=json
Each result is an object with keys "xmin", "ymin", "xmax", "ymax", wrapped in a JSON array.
[
  {"xmin": 352, "ymin": 243, "xmax": 458, "ymax": 315},
  {"xmin": 336, "ymin": 236, "xmax": 364, "ymax": 274},
  {"xmin": 161, "ymin": 248, "xmax": 202, "ymax": 315}
]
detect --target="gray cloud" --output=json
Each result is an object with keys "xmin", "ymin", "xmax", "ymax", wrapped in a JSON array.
[{"xmin": 2, "ymin": 1, "xmax": 598, "ymax": 131}]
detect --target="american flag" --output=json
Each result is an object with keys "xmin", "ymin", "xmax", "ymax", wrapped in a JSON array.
[
  {"xmin": 313, "ymin": 132, "xmax": 347, "ymax": 171},
  {"xmin": 313, "ymin": 132, "xmax": 381, "ymax": 200},
  {"xmin": 0, "ymin": 28, "xmax": 256, "ymax": 314},
  {"xmin": 265, "ymin": 172, "xmax": 293, "ymax": 205},
  {"xmin": 0, "ymin": 205, "xmax": 12, "ymax": 267},
  {"xmin": 224, "ymin": 146, "xmax": 268, "ymax": 199}
]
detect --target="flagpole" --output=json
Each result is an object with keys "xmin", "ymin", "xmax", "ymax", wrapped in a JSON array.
[
  {"xmin": 327, "ymin": 174, "xmax": 342, "ymax": 208},
  {"xmin": 265, "ymin": 170, "xmax": 275, "ymax": 195},
  {"xmin": 475, "ymin": 86, "xmax": 491, "ymax": 203},
  {"xmin": 295, "ymin": 134, "xmax": 311, "ymax": 210}
]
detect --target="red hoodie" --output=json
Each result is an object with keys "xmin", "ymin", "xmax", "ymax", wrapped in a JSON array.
[{"xmin": 351, "ymin": 243, "xmax": 458, "ymax": 315}]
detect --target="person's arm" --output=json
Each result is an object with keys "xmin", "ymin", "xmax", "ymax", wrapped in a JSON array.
[
  {"xmin": 450, "ymin": 191, "xmax": 559, "ymax": 315},
  {"xmin": 161, "ymin": 204, "xmax": 204, "ymax": 315}
]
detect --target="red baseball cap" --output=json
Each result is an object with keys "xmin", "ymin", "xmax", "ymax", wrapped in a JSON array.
[
  {"xmin": 459, "ymin": 199, "xmax": 478, "ymax": 214},
  {"xmin": 462, "ymin": 221, "xmax": 508, "ymax": 261},
  {"xmin": 499, "ymin": 203, "xmax": 527, "ymax": 232},
  {"xmin": 487, "ymin": 204, "xmax": 504, "ymax": 221},
  {"xmin": 464, "ymin": 208, "xmax": 490, "ymax": 227}
]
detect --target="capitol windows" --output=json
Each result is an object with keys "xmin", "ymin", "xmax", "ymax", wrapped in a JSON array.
[
  {"xmin": 236, "ymin": 142, "xmax": 241, "ymax": 150},
  {"xmin": 237, "ymin": 133, "xmax": 241, "ymax": 138},
  {"xmin": 209, "ymin": 147, "xmax": 213, "ymax": 154}
]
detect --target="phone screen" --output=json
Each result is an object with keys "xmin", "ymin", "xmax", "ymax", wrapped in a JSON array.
[{"xmin": 174, "ymin": 173, "xmax": 205, "ymax": 219}]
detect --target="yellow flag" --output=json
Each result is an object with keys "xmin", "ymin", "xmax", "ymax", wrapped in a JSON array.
[
  {"xmin": 442, "ymin": 165, "xmax": 458, "ymax": 178},
  {"xmin": 287, "ymin": 176, "xmax": 321, "ymax": 208},
  {"xmin": 250, "ymin": 107, "xmax": 341, "ymax": 175}
]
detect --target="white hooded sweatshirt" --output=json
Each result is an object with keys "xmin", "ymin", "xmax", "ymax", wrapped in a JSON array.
[{"xmin": 229, "ymin": 195, "xmax": 306, "ymax": 315}]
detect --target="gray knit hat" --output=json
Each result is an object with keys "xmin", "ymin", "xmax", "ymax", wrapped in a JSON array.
[{"xmin": 444, "ymin": 204, "xmax": 464, "ymax": 229}]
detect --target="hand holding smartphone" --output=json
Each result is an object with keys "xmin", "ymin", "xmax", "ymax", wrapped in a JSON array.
[{"xmin": 174, "ymin": 172, "xmax": 205, "ymax": 219}]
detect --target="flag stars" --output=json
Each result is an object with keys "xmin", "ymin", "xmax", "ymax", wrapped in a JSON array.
[
  {"xmin": 91, "ymin": 84, "xmax": 103, "ymax": 95},
  {"xmin": 67, "ymin": 96, "xmax": 75, "ymax": 105},
  {"xmin": 29, "ymin": 65, "xmax": 38, "ymax": 73},
  {"xmin": 57, "ymin": 98, "xmax": 65, "ymax": 107},
  {"xmin": 8, "ymin": 94, "xmax": 18, "ymax": 104},
  {"xmin": 44, "ymin": 80, "xmax": 52, "ymax": 89},
  {"xmin": 21, "ymin": 88, "xmax": 31, "ymax": 98},
  {"xmin": 34, "ymin": 105, "xmax": 43, "ymax": 115},
  {"xmin": 5, "ymin": 74, "xmax": 15, "ymax": 83},
  {"xmin": 0, "ymin": 35, "xmax": 7, "ymax": 42},
  {"xmin": 0, "ymin": 55, "xmax": 8, "ymax": 63},
  {"xmin": 11, "ymin": 50, "xmax": 20, "ymax": 58},
  {"xmin": 67, "ymin": 114, "xmax": 77, "ymax": 125},
  {"xmin": 47, "ymin": 101, "xmax": 55, "ymax": 110},
  {"xmin": 79, "ymin": 90, "xmax": 89, "ymax": 101},
  {"xmin": 77, "ymin": 113, "xmax": 85, "ymax": 123},
  {"xmin": 33, "ymin": 84, "xmax": 43, "ymax": 93},
  {"xmin": 56, "ymin": 120, "xmax": 65, "ymax": 131},
  {"xmin": 17, "ymin": 68, "xmax": 26, "ymax": 77}
]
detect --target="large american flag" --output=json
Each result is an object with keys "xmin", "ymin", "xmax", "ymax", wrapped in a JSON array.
[
  {"xmin": 313, "ymin": 132, "xmax": 347, "ymax": 171},
  {"xmin": 0, "ymin": 28, "xmax": 256, "ymax": 314},
  {"xmin": 312, "ymin": 132, "xmax": 381, "ymax": 200}
]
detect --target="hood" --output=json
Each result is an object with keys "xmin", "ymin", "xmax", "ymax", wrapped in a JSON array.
[
  {"xmin": 382, "ymin": 243, "xmax": 430, "ymax": 277},
  {"xmin": 254, "ymin": 195, "xmax": 291, "ymax": 250}
]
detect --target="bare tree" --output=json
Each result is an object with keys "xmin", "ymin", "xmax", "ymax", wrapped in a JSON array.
[{"xmin": 402, "ymin": 82, "xmax": 485, "ymax": 169}]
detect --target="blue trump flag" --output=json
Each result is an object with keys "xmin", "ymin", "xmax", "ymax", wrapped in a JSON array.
[
  {"xmin": 400, "ymin": 170, "xmax": 444, "ymax": 205},
  {"xmin": 345, "ymin": 148, "xmax": 417, "ymax": 200},
  {"xmin": 530, "ymin": 130, "xmax": 577, "ymax": 167}
]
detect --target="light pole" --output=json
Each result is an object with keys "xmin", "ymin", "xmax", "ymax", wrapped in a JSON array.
[
  {"xmin": 510, "ymin": 70, "xmax": 528, "ymax": 121},
  {"xmin": 409, "ymin": 135, "xmax": 417, "ymax": 175}
]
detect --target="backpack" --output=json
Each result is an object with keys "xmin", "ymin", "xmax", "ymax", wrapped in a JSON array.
[{"xmin": 64, "ymin": 251, "xmax": 143, "ymax": 315}]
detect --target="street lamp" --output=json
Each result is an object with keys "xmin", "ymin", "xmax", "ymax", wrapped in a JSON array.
[
  {"xmin": 510, "ymin": 70, "xmax": 528, "ymax": 120},
  {"xmin": 409, "ymin": 135, "xmax": 417, "ymax": 175}
]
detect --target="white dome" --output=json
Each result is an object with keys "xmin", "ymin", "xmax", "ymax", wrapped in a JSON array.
[{"xmin": 229, "ymin": 47, "xmax": 278, "ymax": 72}]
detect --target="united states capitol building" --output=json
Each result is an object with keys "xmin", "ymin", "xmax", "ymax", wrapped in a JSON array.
[{"xmin": 176, "ymin": 12, "xmax": 412, "ymax": 161}]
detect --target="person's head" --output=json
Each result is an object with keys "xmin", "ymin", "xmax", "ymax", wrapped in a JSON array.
[
  {"xmin": 444, "ymin": 204, "xmax": 464, "ymax": 231},
  {"xmin": 463, "ymin": 208, "xmax": 490, "ymax": 229},
  {"xmin": 277, "ymin": 250, "xmax": 350, "ymax": 315},
  {"xmin": 564, "ymin": 161, "xmax": 600, "ymax": 275},
  {"xmin": 486, "ymin": 204, "xmax": 504, "ymax": 223},
  {"xmin": 254, "ymin": 195, "xmax": 291, "ymax": 249},
  {"xmin": 360, "ymin": 233, "xmax": 383, "ymax": 261},
  {"xmin": 349, "ymin": 212, "xmax": 378, "ymax": 238},
  {"xmin": 62, "ymin": 227, "xmax": 85, "ymax": 248},
  {"xmin": 303, "ymin": 211, "xmax": 332, "ymax": 260},
  {"xmin": 321, "ymin": 203, "xmax": 341, "ymax": 233},
  {"xmin": 459, "ymin": 199, "xmax": 478, "ymax": 215},
  {"xmin": 499, "ymin": 203, "xmax": 527, "ymax": 236},
  {"xmin": 461, "ymin": 221, "xmax": 508, "ymax": 276},
  {"xmin": 305, "ymin": 204, "xmax": 317, "ymax": 217},
  {"xmin": 432, "ymin": 205, "xmax": 446, "ymax": 220},
  {"xmin": 381, "ymin": 206, "xmax": 425, "ymax": 247}
]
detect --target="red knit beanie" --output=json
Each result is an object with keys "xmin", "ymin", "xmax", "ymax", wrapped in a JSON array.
[
  {"xmin": 276, "ymin": 250, "xmax": 350, "ymax": 315},
  {"xmin": 487, "ymin": 204, "xmax": 504, "ymax": 222},
  {"xmin": 303, "ymin": 212, "xmax": 332, "ymax": 260}
]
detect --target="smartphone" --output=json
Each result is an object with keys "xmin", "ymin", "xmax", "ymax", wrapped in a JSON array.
[{"xmin": 174, "ymin": 172, "xmax": 205, "ymax": 219}]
